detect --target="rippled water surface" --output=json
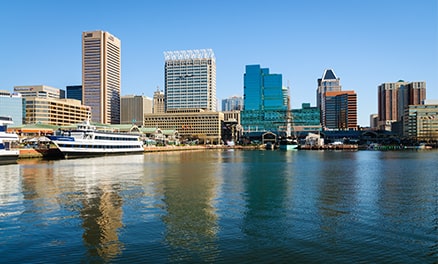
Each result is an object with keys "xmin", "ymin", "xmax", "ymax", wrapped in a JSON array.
[{"xmin": 1, "ymin": 150, "xmax": 437, "ymax": 263}]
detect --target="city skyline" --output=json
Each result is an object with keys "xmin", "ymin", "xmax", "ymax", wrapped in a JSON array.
[{"xmin": 1, "ymin": 0, "xmax": 437, "ymax": 126}]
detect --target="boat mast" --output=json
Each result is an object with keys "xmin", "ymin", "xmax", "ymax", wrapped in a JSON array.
[{"xmin": 286, "ymin": 81, "xmax": 292, "ymax": 138}]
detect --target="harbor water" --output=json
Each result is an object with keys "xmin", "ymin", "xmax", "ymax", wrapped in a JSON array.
[{"xmin": 1, "ymin": 150, "xmax": 437, "ymax": 263}]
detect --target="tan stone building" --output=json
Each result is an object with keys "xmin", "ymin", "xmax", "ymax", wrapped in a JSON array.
[
  {"xmin": 24, "ymin": 97, "xmax": 90, "ymax": 126},
  {"xmin": 121, "ymin": 95, "xmax": 152, "ymax": 126},
  {"xmin": 14, "ymin": 85, "xmax": 63, "ymax": 99},
  {"xmin": 153, "ymin": 89, "xmax": 165, "ymax": 114},
  {"xmin": 144, "ymin": 110, "xmax": 223, "ymax": 144},
  {"xmin": 82, "ymin": 30, "xmax": 121, "ymax": 124}
]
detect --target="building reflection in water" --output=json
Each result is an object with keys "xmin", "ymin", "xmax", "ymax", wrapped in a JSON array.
[
  {"xmin": 71, "ymin": 156, "xmax": 136, "ymax": 261},
  {"xmin": 19, "ymin": 159, "xmax": 61, "ymax": 215},
  {"xmin": 241, "ymin": 151, "xmax": 292, "ymax": 248},
  {"xmin": 0, "ymin": 164, "xmax": 21, "ymax": 206},
  {"xmin": 18, "ymin": 156, "xmax": 130, "ymax": 262},
  {"xmin": 80, "ymin": 185, "xmax": 123, "ymax": 261},
  {"xmin": 316, "ymin": 152, "xmax": 358, "ymax": 239},
  {"xmin": 157, "ymin": 151, "xmax": 220, "ymax": 262}
]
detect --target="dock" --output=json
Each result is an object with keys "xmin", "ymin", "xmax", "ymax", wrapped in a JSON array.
[{"xmin": 299, "ymin": 144, "xmax": 358, "ymax": 150}]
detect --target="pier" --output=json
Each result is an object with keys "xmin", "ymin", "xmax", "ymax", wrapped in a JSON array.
[{"xmin": 299, "ymin": 144, "xmax": 358, "ymax": 150}]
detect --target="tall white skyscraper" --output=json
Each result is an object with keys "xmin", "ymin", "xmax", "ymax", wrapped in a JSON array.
[
  {"xmin": 164, "ymin": 49, "xmax": 216, "ymax": 112},
  {"xmin": 82, "ymin": 30, "xmax": 121, "ymax": 124}
]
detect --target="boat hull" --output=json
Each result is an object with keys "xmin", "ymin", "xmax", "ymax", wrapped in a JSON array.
[
  {"xmin": 279, "ymin": 139, "xmax": 299, "ymax": 150},
  {"xmin": 0, "ymin": 151, "xmax": 19, "ymax": 165},
  {"xmin": 279, "ymin": 144, "xmax": 298, "ymax": 150},
  {"xmin": 59, "ymin": 149, "xmax": 144, "ymax": 159},
  {"xmin": 52, "ymin": 141, "xmax": 144, "ymax": 159}
]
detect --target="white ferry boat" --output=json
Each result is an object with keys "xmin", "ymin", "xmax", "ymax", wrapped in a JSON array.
[
  {"xmin": 47, "ymin": 120, "xmax": 144, "ymax": 159},
  {"xmin": 0, "ymin": 116, "xmax": 20, "ymax": 165}
]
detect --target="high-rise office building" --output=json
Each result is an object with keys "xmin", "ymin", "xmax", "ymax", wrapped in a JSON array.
[
  {"xmin": 241, "ymin": 64, "xmax": 288, "ymax": 132},
  {"xmin": 317, "ymin": 69, "xmax": 342, "ymax": 128},
  {"xmin": 370, "ymin": 114, "xmax": 379, "ymax": 130},
  {"xmin": 164, "ymin": 49, "xmax": 216, "ymax": 112},
  {"xmin": 82, "ymin": 30, "xmax": 121, "ymax": 124},
  {"xmin": 66, "ymin": 85, "xmax": 82, "ymax": 103},
  {"xmin": 222, "ymin": 96, "xmax": 243, "ymax": 111},
  {"xmin": 14, "ymin": 85, "xmax": 62, "ymax": 99},
  {"xmin": 324, "ymin": 91, "xmax": 357, "ymax": 130},
  {"xmin": 121, "ymin": 95, "xmax": 152, "ymax": 126},
  {"xmin": 378, "ymin": 80, "xmax": 426, "ymax": 130}
]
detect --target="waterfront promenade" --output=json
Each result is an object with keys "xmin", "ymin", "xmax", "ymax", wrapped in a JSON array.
[{"xmin": 17, "ymin": 144, "xmax": 261, "ymax": 160}]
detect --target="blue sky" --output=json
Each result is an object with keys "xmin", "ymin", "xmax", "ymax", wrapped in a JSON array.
[{"xmin": 1, "ymin": 0, "xmax": 437, "ymax": 126}]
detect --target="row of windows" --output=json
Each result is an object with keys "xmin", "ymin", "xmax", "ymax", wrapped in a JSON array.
[
  {"xmin": 59, "ymin": 144, "xmax": 141, "ymax": 149},
  {"xmin": 94, "ymin": 135, "xmax": 138, "ymax": 141},
  {"xmin": 26, "ymin": 103, "xmax": 87, "ymax": 110}
]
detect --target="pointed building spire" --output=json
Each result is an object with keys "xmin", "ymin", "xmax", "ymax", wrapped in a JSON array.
[{"xmin": 322, "ymin": 69, "xmax": 338, "ymax": 80}]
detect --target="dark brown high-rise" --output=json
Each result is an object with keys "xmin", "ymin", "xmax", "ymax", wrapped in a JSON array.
[{"xmin": 377, "ymin": 80, "xmax": 426, "ymax": 130}]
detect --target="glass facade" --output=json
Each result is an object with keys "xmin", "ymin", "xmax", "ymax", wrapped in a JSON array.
[
  {"xmin": 66, "ymin": 85, "xmax": 82, "ymax": 103},
  {"xmin": 404, "ymin": 104, "xmax": 438, "ymax": 140},
  {"xmin": 222, "ymin": 96, "xmax": 243, "ymax": 111},
  {"xmin": 324, "ymin": 91, "xmax": 357, "ymax": 130},
  {"xmin": 242, "ymin": 65, "xmax": 287, "ymax": 132},
  {"xmin": 0, "ymin": 95, "xmax": 23, "ymax": 126},
  {"xmin": 291, "ymin": 103, "xmax": 321, "ymax": 131}
]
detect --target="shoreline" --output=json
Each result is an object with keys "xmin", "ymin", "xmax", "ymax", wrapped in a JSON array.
[
  {"xmin": 16, "ymin": 143, "xmax": 435, "ymax": 160},
  {"xmin": 17, "ymin": 145, "xmax": 260, "ymax": 160}
]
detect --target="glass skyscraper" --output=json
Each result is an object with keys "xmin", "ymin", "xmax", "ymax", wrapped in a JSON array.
[
  {"xmin": 164, "ymin": 49, "xmax": 216, "ymax": 112},
  {"xmin": 324, "ymin": 91, "xmax": 357, "ymax": 130},
  {"xmin": 222, "ymin": 96, "xmax": 243, "ymax": 111},
  {"xmin": 241, "ymin": 65, "xmax": 287, "ymax": 132},
  {"xmin": 66, "ymin": 85, "xmax": 82, "ymax": 103},
  {"xmin": 0, "ymin": 91, "xmax": 23, "ymax": 126}
]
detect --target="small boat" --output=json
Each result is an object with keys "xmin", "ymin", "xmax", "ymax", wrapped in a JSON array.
[
  {"xmin": 47, "ymin": 120, "xmax": 144, "ymax": 159},
  {"xmin": 279, "ymin": 138, "xmax": 299, "ymax": 150},
  {"xmin": 265, "ymin": 142, "xmax": 274, "ymax": 150},
  {"xmin": 0, "ymin": 116, "xmax": 19, "ymax": 165}
]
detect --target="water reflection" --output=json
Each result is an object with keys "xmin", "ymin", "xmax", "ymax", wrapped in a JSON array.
[
  {"xmin": 317, "ymin": 152, "xmax": 358, "ymax": 237},
  {"xmin": 0, "ymin": 164, "xmax": 21, "ymax": 206},
  {"xmin": 67, "ymin": 156, "xmax": 146, "ymax": 261},
  {"xmin": 80, "ymin": 184, "xmax": 123, "ymax": 261},
  {"xmin": 241, "ymin": 151, "xmax": 292, "ymax": 248},
  {"xmin": 1, "ymin": 150, "xmax": 437, "ymax": 263},
  {"xmin": 158, "ymin": 151, "xmax": 221, "ymax": 262},
  {"xmin": 18, "ymin": 156, "xmax": 142, "ymax": 262}
]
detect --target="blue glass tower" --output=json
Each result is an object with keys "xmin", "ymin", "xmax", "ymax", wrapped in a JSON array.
[
  {"xmin": 241, "ymin": 65, "xmax": 287, "ymax": 132},
  {"xmin": 66, "ymin": 85, "xmax": 82, "ymax": 103}
]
